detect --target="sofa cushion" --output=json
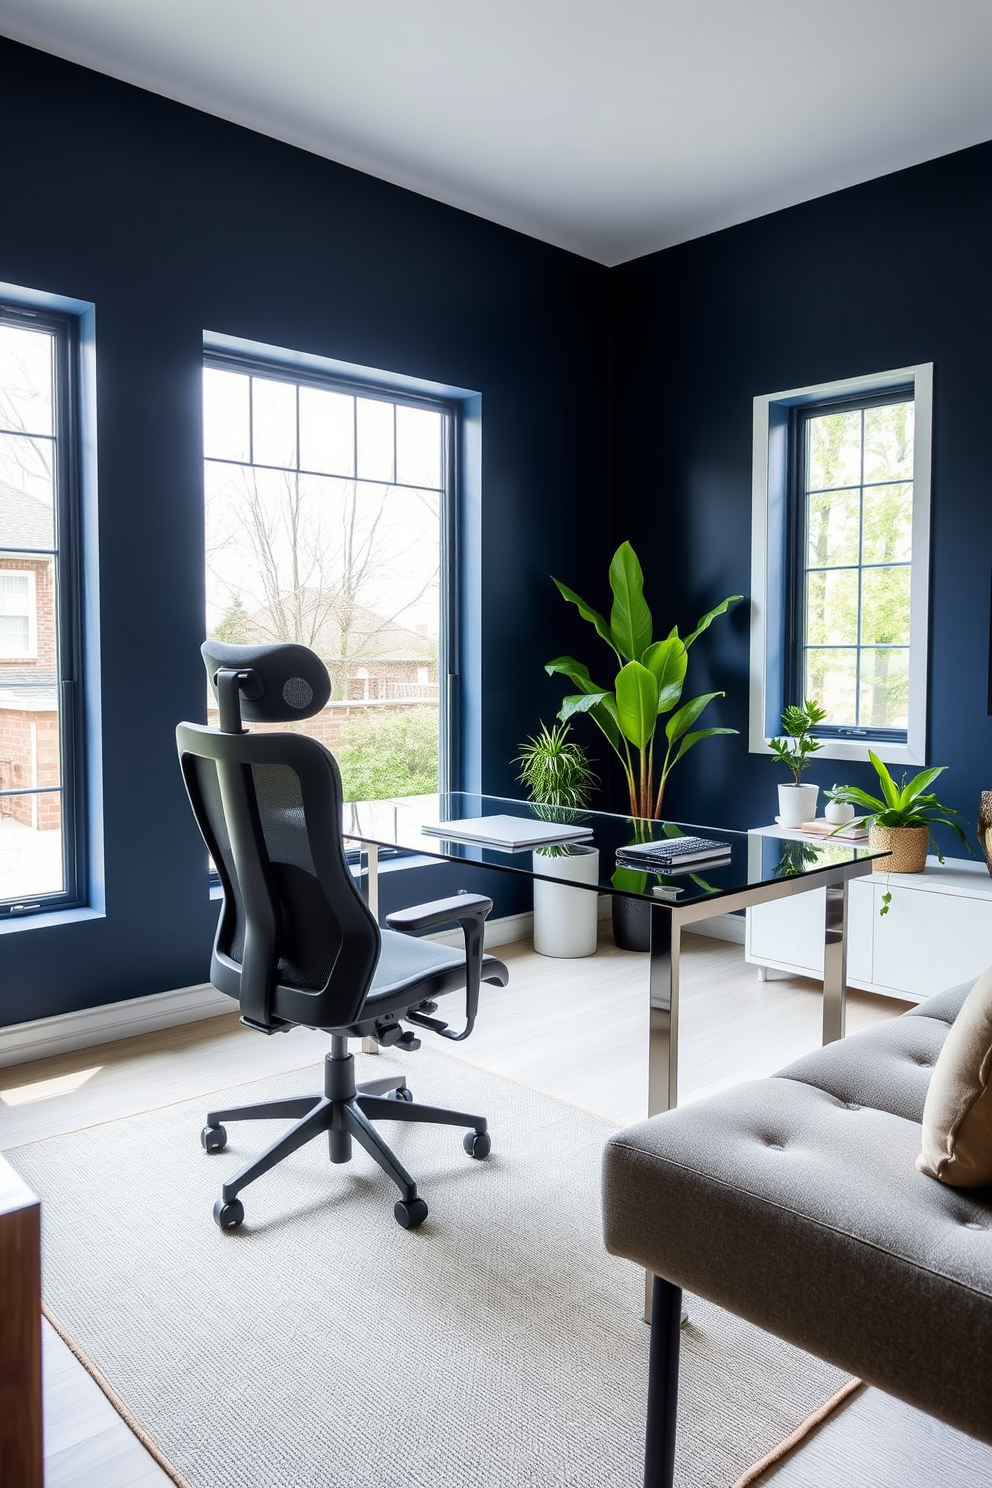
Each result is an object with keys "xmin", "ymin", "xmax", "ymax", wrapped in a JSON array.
[
  {"xmin": 774, "ymin": 1013, "xmax": 947, "ymax": 1124},
  {"xmin": 917, "ymin": 967, "xmax": 992, "ymax": 1187}
]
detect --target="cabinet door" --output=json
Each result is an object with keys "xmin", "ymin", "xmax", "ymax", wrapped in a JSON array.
[
  {"xmin": 870, "ymin": 884, "xmax": 992, "ymax": 997},
  {"xmin": 745, "ymin": 882, "xmax": 872, "ymax": 982}
]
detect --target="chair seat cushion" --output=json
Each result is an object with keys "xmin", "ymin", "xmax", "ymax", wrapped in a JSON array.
[{"xmin": 603, "ymin": 1025, "xmax": 992, "ymax": 1444}]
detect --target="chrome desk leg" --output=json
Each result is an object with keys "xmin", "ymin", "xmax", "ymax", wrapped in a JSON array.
[
  {"xmin": 359, "ymin": 842, "xmax": 380, "ymax": 1056},
  {"xmin": 646, "ymin": 903, "xmax": 687, "ymax": 1325},
  {"xmin": 822, "ymin": 881, "xmax": 848, "ymax": 1046},
  {"xmin": 648, "ymin": 902, "xmax": 680, "ymax": 1117}
]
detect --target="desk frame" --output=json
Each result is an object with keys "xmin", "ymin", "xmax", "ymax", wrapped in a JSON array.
[{"xmin": 347, "ymin": 834, "xmax": 873, "ymax": 1115}]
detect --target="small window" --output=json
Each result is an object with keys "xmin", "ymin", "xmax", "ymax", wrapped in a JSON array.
[
  {"xmin": 750, "ymin": 365, "xmax": 932, "ymax": 766},
  {"xmin": 0, "ymin": 570, "xmax": 36, "ymax": 658}
]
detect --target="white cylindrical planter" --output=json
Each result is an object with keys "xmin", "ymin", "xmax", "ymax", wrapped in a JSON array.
[
  {"xmin": 532, "ymin": 844, "xmax": 600, "ymax": 958},
  {"xmin": 777, "ymin": 782, "xmax": 819, "ymax": 829}
]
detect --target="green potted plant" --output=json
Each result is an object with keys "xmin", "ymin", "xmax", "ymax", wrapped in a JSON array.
[
  {"xmin": 768, "ymin": 699, "xmax": 826, "ymax": 828},
  {"xmin": 514, "ymin": 722, "xmax": 600, "ymax": 958},
  {"xmin": 546, "ymin": 541, "xmax": 740, "ymax": 826},
  {"xmin": 545, "ymin": 540, "xmax": 740, "ymax": 949},
  {"xmin": 827, "ymin": 752, "xmax": 969, "ymax": 876}
]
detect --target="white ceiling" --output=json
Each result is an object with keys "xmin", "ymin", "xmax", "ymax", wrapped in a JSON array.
[{"xmin": 3, "ymin": 0, "xmax": 992, "ymax": 265}]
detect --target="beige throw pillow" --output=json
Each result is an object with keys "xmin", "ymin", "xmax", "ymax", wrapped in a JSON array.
[{"xmin": 917, "ymin": 966, "xmax": 992, "ymax": 1187}]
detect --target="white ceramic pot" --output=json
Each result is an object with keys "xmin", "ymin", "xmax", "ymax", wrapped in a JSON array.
[
  {"xmin": 824, "ymin": 798, "xmax": 856, "ymax": 825},
  {"xmin": 777, "ymin": 782, "xmax": 819, "ymax": 829},
  {"xmin": 531, "ymin": 844, "xmax": 600, "ymax": 958}
]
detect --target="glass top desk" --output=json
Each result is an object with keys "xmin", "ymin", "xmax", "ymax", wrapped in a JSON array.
[{"xmin": 342, "ymin": 792, "xmax": 884, "ymax": 1115}]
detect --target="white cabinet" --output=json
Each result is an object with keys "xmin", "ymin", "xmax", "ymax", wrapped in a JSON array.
[{"xmin": 745, "ymin": 841, "xmax": 992, "ymax": 1002}]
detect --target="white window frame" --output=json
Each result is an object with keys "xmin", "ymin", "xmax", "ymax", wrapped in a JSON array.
[
  {"xmin": 749, "ymin": 363, "xmax": 933, "ymax": 767},
  {"xmin": 0, "ymin": 568, "xmax": 37, "ymax": 659}
]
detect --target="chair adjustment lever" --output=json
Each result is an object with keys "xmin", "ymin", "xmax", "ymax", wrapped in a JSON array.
[
  {"xmin": 406, "ymin": 1009, "xmax": 448, "ymax": 1036},
  {"xmin": 374, "ymin": 1019, "xmax": 422, "ymax": 1052}
]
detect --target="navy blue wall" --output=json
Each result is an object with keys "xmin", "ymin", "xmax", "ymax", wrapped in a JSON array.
[
  {"xmin": 0, "ymin": 39, "xmax": 610, "ymax": 1024},
  {"xmin": 609, "ymin": 142, "xmax": 992, "ymax": 847},
  {"xmin": 6, "ymin": 34, "xmax": 991, "ymax": 1028}
]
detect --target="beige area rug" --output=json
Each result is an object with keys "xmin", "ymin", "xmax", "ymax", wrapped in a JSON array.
[{"xmin": 9, "ymin": 1048, "xmax": 854, "ymax": 1488}]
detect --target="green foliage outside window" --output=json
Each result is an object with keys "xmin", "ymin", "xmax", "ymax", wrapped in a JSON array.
[
  {"xmin": 335, "ymin": 706, "xmax": 439, "ymax": 802},
  {"xmin": 803, "ymin": 399, "xmax": 914, "ymax": 731}
]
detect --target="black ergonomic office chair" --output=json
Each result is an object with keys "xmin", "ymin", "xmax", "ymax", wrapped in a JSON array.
[{"xmin": 176, "ymin": 640, "xmax": 509, "ymax": 1232}]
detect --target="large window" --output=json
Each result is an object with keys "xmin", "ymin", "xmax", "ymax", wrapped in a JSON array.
[
  {"xmin": 203, "ymin": 353, "xmax": 451, "ymax": 799},
  {"xmin": 750, "ymin": 365, "xmax": 932, "ymax": 766},
  {"xmin": 0, "ymin": 304, "xmax": 83, "ymax": 913}
]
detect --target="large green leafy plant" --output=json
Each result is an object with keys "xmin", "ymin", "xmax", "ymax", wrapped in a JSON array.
[{"xmin": 546, "ymin": 542, "xmax": 740, "ymax": 828}]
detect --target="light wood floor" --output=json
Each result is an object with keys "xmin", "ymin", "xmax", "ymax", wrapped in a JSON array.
[{"xmin": 2, "ymin": 930, "xmax": 986, "ymax": 1486}]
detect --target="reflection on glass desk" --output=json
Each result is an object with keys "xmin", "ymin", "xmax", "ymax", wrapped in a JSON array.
[{"xmin": 342, "ymin": 793, "xmax": 885, "ymax": 1114}]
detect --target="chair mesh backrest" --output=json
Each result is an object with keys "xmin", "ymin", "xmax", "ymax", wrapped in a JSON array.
[{"xmin": 179, "ymin": 726, "xmax": 381, "ymax": 1030}]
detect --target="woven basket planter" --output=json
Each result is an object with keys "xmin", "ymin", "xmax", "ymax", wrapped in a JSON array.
[{"xmin": 869, "ymin": 823, "xmax": 929, "ymax": 873}]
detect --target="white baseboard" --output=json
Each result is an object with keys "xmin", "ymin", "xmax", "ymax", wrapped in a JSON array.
[
  {"xmin": 0, "ymin": 982, "xmax": 233, "ymax": 1071},
  {"xmin": 0, "ymin": 906, "xmax": 745, "ymax": 1070}
]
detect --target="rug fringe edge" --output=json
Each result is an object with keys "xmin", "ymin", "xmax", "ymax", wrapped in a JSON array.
[{"xmin": 730, "ymin": 1375, "xmax": 866, "ymax": 1488}]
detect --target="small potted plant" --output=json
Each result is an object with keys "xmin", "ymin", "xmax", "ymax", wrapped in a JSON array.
[
  {"xmin": 827, "ymin": 753, "xmax": 969, "ymax": 875},
  {"xmin": 768, "ymin": 699, "xmax": 826, "ymax": 828},
  {"xmin": 514, "ymin": 722, "xmax": 600, "ymax": 958}
]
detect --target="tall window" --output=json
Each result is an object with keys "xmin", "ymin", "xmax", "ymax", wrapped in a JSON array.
[
  {"xmin": 202, "ymin": 354, "xmax": 450, "ymax": 799},
  {"xmin": 750, "ymin": 365, "xmax": 932, "ymax": 766},
  {"xmin": 0, "ymin": 305, "xmax": 82, "ymax": 912},
  {"xmin": 793, "ymin": 391, "xmax": 914, "ymax": 738}
]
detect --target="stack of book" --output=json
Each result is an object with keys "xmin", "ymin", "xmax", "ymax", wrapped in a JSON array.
[
  {"xmin": 615, "ymin": 835, "xmax": 732, "ymax": 874},
  {"xmin": 798, "ymin": 819, "xmax": 868, "ymax": 840}
]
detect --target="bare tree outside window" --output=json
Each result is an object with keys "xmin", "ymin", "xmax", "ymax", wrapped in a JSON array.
[{"xmin": 202, "ymin": 364, "xmax": 446, "ymax": 800}]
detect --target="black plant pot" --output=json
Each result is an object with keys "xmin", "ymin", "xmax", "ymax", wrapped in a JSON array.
[{"xmin": 611, "ymin": 894, "xmax": 652, "ymax": 953}]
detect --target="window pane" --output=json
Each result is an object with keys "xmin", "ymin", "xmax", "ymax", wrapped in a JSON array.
[
  {"xmin": 0, "ymin": 325, "xmax": 54, "ymax": 437},
  {"xmin": 804, "ymin": 648, "xmax": 857, "ymax": 724},
  {"xmin": 807, "ymin": 410, "xmax": 862, "ymax": 491},
  {"xmin": 203, "ymin": 368, "xmax": 250, "ymax": 463},
  {"xmin": 861, "ymin": 565, "xmax": 911, "ymax": 646},
  {"xmin": 0, "ymin": 434, "xmax": 56, "ymax": 531},
  {"xmin": 251, "ymin": 377, "xmax": 297, "ymax": 468},
  {"xmin": 806, "ymin": 488, "xmax": 860, "ymax": 567},
  {"xmin": 864, "ymin": 402, "xmax": 913, "ymax": 484},
  {"xmin": 862, "ymin": 484, "xmax": 913, "ymax": 565},
  {"xmin": 299, "ymin": 387, "xmax": 354, "ymax": 476},
  {"xmin": 356, "ymin": 397, "xmax": 394, "ymax": 482},
  {"xmin": 0, "ymin": 793, "xmax": 64, "ymax": 899},
  {"xmin": 396, "ymin": 405, "xmax": 442, "ymax": 489},
  {"xmin": 806, "ymin": 568, "xmax": 859, "ymax": 646},
  {"xmin": 859, "ymin": 648, "xmax": 909, "ymax": 730}
]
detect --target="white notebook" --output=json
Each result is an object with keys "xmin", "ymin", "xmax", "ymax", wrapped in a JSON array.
[{"xmin": 421, "ymin": 814, "xmax": 594, "ymax": 852}]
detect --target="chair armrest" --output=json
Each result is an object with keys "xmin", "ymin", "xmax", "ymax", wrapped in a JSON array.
[
  {"xmin": 385, "ymin": 892, "xmax": 493, "ymax": 934},
  {"xmin": 386, "ymin": 892, "xmax": 493, "ymax": 1041}
]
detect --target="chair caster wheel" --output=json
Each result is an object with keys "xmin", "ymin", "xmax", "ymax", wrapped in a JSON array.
[
  {"xmin": 464, "ymin": 1129, "xmax": 491, "ymax": 1159},
  {"xmin": 201, "ymin": 1124, "xmax": 227, "ymax": 1153},
  {"xmin": 389, "ymin": 1086, "xmax": 414, "ymax": 1102},
  {"xmin": 213, "ymin": 1198, "xmax": 244, "ymax": 1231},
  {"xmin": 394, "ymin": 1197, "xmax": 428, "ymax": 1229}
]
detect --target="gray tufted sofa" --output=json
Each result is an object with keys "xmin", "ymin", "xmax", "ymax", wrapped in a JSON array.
[{"xmin": 602, "ymin": 980, "xmax": 992, "ymax": 1488}]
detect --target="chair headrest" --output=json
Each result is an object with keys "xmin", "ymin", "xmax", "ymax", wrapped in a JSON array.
[{"xmin": 201, "ymin": 641, "xmax": 331, "ymax": 724}]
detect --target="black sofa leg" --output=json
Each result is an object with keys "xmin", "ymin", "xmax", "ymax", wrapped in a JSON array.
[{"xmin": 644, "ymin": 1275, "xmax": 683, "ymax": 1488}]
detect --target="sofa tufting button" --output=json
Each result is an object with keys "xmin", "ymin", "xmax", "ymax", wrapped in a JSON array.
[{"xmin": 845, "ymin": 1102, "xmax": 861, "ymax": 1111}]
